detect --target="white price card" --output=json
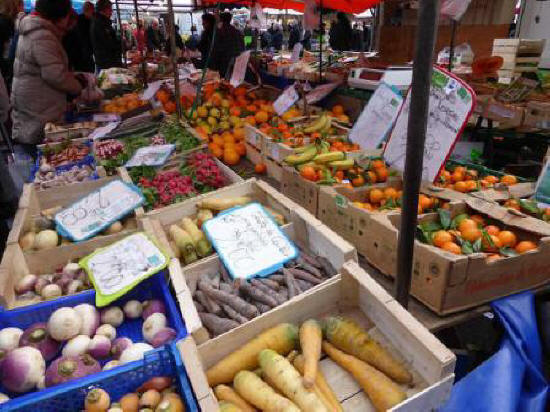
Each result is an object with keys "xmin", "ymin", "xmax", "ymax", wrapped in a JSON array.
[
  {"xmin": 305, "ymin": 82, "xmax": 340, "ymax": 104},
  {"xmin": 141, "ymin": 80, "xmax": 164, "ymax": 101},
  {"xmin": 79, "ymin": 232, "xmax": 168, "ymax": 306},
  {"xmin": 125, "ymin": 144, "xmax": 175, "ymax": 167},
  {"xmin": 55, "ymin": 180, "xmax": 144, "ymax": 242},
  {"xmin": 273, "ymin": 85, "xmax": 299, "ymax": 116},
  {"xmin": 383, "ymin": 66, "xmax": 475, "ymax": 183},
  {"xmin": 92, "ymin": 113, "xmax": 121, "ymax": 123},
  {"xmin": 291, "ymin": 43, "xmax": 303, "ymax": 63},
  {"xmin": 89, "ymin": 121, "xmax": 120, "ymax": 140},
  {"xmin": 230, "ymin": 50, "xmax": 251, "ymax": 88},
  {"xmin": 202, "ymin": 203, "xmax": 298, "ymax": 280},
  {"xmin": 349, "ymin": 82, "xmax": 403, "ymax": 149}
]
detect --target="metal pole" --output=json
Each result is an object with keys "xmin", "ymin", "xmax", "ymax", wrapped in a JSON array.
[
  {"xmin": 166, "ymin": 0, "xmax": 182, "ymax": 119},
  {"xmin": 114, "ymin": 0, "xmax": 127, "ymax": 67},
  {"xmin": 448, "ymin": 19, "xmax": 457, "ymax": 72},
  {"xmin": 132, "ymin": 0, "xmax": 148, "ymax": 86},
  {"xmin": 318, "ymin": 1, "xmax": 322, "ymax": 82},
  {"xmin": 394, "ymin": 0, "xmax": 440, "ymax": 308}
]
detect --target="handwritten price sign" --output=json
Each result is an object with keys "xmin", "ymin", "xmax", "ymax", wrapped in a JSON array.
[
  {"xmin": 55, "ymin": 180, "xmax": 144, "ymax": 242},
  {"xmin": 202, "ymin": 203, "xmax": 298, "ymax": 280}
]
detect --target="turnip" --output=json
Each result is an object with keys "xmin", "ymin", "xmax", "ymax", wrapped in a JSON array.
[
  {"xmin": 19, "ymin": 323, "xmax": 61, "ymax": 361},
  {"xmin": 0, "ymin": 393, "xmax": 9, "ymax": 403},
  {"xmin": 62, "ymin": 262, "xmax": 80, "ymax": 276},
  {"xmin": 88, "ymin": 335, "xmax": 111, "ymax": 358},
  {"xmin": 0, "ymin": 327, "xmax": 23, "ymax": 359},
  {"xmin": 142, "ymin": 300, "xmax": 166, "ymax": 320},
  {"xmin": 35, "ymin": 230, "xmax": 58, "ymax": 250},
  {"xmin": 150, "ymin": 328, "xmax": 177, "ymax": 348},
  {"xmin": 41, "ymin": 284, "xmax": 62, "ymax": 300},
  {"xmin": 96, "ymin": 324, "xmax": 116, "ymax": 341},
  {"xmin": 101, "ymin": 306, "xmax": 124, "ymax": 327},
  {"xmin": 66, "ymin": 279, "xmax": 84, "ymax": 295},
  {"xmin": 74, "ymin": 304, "xmax": 100, "ymax": 336},
  {"xmin": 45, "ymin": 354, "xmax": 100, "ymax": 387},
  {"xmin": 48, "ymin": 307, "xmax": 82, "ymax": 341},
  {"xmin": 1, "ymin": 347, "xmax": 46, "ymax": 392},
  {"xmin": 119, "ymin": 343, "xmax": 154, "ymax": 364},
  {"xmin": 15, "ymin": 275, "xmax": 38, "ymax": 295},
  {"xmin": 111, "ymin": 337, "xmax": 132, "ymax": 359},
  {"xmin": 142, "ymin": 313, "xmax": 167, "ymax": 344},
  {"xmin": 123, "ymin": 300, "xmax": 143, "ymax": 319},
  {"xmin": 55, "ymin": 273, "xmax": 74, "ymax": 291},
  {"xmin": 34, "ymin": 277, "xmax": 50, "ymax": 295},
  {"xmin": 102, "ymin": 360, "xmax": 121, "ymax": 371},
  {"xmin": 62, "ymin": 335, "xmax": 91, "ymax": 357},
  {"xmin": 36, "ymin": 375, "xmax": 46, "ymax": 389}
]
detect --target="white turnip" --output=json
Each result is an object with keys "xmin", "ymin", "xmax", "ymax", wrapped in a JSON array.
[
  {"xmin": 14, "ymin": 275, "xmax": 38, "ymax": 295},
  {"xmin": 35, "ymin": 230, "xmax": 58, "ymax": 250},
  {"xmin": 47, "ymin": 307, "xmax": 82, "ymax": 341},
  {"xmin": 110, "ymin": 337, "xmax": 132, "ymax": 359},
  {"xmin": 62, "ymin": 335, "xmax": 91, "ymax": 357},
  {"xmin": 142, "ymin": 300, "xmax": 166, "ymax": 320},
  {"xmin": 119, "ymin": 343, "xmax": 153, "ymax": 364},
  {"xmin": 0, "ymin": 327, "xmax": 23, "ymax": 359},
  {"xmin": 102, "ymin": 360, "xmax": 121, "ymax": 371},
  {"xmin": 41, "ymin": 284, "xmax": 62, "ymax": 300},
  {"xmin": 74, "ymin": 304, "xmax": 100, "ymax": 336},
  {"xmin": 95, "ymin": 324, "xmax": 116, "ymax": 341},
  {"xmin": 142, "ymin": 313, "xmax": 167, "ymax": 344},
  {"xmin": 123, "ymin": 300, "xmax": 142, "ymax": 319},
  {"xmin": 101, "ymin": 307, "xmax": 124, "ymax": 327}
]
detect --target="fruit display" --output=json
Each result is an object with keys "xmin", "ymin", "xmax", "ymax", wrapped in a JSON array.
[
  {"xmin": 417, "ymin": 209, "xmax": 539, "ymax": 258},
  {"xmin": 501, "ymin": 198, "xmax": 550, "ymax": 223},
  {"xmin": 435, "ymin": 164, "xmax": 520, "ymax": 193},
  {"xmin": 102, "ymin": 93, "xmax": 148, "ymax": 114},
  {"xmin": 351, "ymin": 189, "xmax": 448, "ymax": 215},
  {"xmin": 97, "ymin": 68, "xmax": 137, "ymax": 90},
  {"xmin": 207, "ymin": 318, "xmax": 410, "ymax": 411}
]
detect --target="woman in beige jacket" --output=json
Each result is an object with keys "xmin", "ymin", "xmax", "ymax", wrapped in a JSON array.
[{"xmin": 11, "ymin": 0, "xmax": 85, "ymax": 151}]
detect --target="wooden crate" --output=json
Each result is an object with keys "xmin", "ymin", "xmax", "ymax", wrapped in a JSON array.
[
  {"xmin": 244, "ymin": 123, "xmax": 265, "ymax": 150},
  {"xmin": 492, "ymin": 39, "xmax": 546, "ymax": 83},
  {"xmin": 281, "ymin": 166, "xmax": 321, "ymax": 216},
  {"xmin": 178, "ymin": 261, "xmax": 456, "ymax": 412},
  {"xmin": 523, "ymin": 101, "xmax": 550, "ymax": 129},
  {"xmin": 365, "ymin": 197, "xmax": 550, "ymax": 315}
]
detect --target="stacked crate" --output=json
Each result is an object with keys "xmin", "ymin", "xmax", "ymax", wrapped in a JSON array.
[{"xmin": 492, "ymin": 38, "xmax": 546, "ymax": 84}]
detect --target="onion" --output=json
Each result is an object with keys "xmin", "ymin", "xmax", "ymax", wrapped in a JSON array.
[
  {"xmin": 41, "ymin": 284, "xmax": 62, "ymax": 300},
  {"xmin": 15, "ymin": 275, "xmax": 38, "ymax": 294},
  {"xmin": 142, "ymin": 313, "xmax": 167, "ymax": 344},
  {"xmin": 62, "ymin": 335, "xmax": 91, "ymax": 357},
  {"xmin": 0, "ymin": 393, "xmax": 10, "ymax": 403},
  {"xmin": 142, "ymin": 300, "xmax": 166, "ymax": 320},
  {"xmin": 47, "ymin": 307, "xmax": 82, "ymax": 341},
  {"xmin": 74, "ymin": 304, "xmax": 100, "ymax": 337},
  {"xmin": 111, "ymin": 337, "xmax": 133, "ymax": 359},
  {"xmin": 35, "ymin": 230, "xmax": 59, "ymax": 250},
  {"xmin": 19, "ymin": 323, "xmax": 61, "ymax": 361},
  {"xmin": 45, "ymin": 354, "xmax": 100, "ymax": 387},
  {"xmin": 1, "ymin": 347, "xmax": 45, "ymax": 392},
  {"xmin": 101, "ymin": 307, "xmax": 124, "ymax": 327},
  {"xmin": 62, "ymin": 262, "xmax": 81, "ymax": 276},
  {"xmin": 95, "ymin": 324, "xmax": 116, "ymax": 341},
  {"xmin": 88, "ymin": 335, "xmax": 111, "ymax": 358},
  {"xmin": 0, "ymin": 327, "xmax": 23, "ymax": 360},
  {"xmin": 150, "ymin": 328, "xmax": 176, "ymax": 348},
  {"xmin": 102, "ymin": 360, "xmax": 121, "ymax": 371},
  {"xmin": 34, "ymin": 277, "xmax": 50, "ymax": 295},
  {"xmin": 123, "ymin": 300, "xmax": 143, "ymax": 319},
  {"xmin": 119, "ymin": 343, "xmax": 153, "ymax": 364},
  {"xmin": 19, "ymin": 231, "xmax": 36, "ymax": 251},
  {"xmin": 85, "ymin": 388, "xmax": 110, "ymax": 412}
]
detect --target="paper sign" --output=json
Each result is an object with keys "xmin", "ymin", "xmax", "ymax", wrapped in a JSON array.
[
  {"xmin": 250, "ymin": 2, "xmax": 266, "ymax": 29},
  {"xmin": 273, "ymin": 85, "xmax": 299, "ymax": 116},
  {"xmin": 383, "ymin": 66, "xmax": 475, "ymax": 182},
  {"xmin": 230, "ymin": 51, "xmax": 251, "ymax": 87},
  {"xmin": 141, "ymin": 80, "xmax": 164, "ymax": 101},
  {"xmin": 291, "ymin": 43, "xmax": 303, "ymax": 63},
  {"xmin": 89, "ymin": 121, "xmax": 120, "ymax": 140},
  {"xmin": 535, "ymin": 158, "xmax": 550, "ymax": 205},
  {"xmin": 350, "ymin": 82, "xmax": 403, "ymax": 149},
  {"xmin": 93, "ymin": 113, "xmax": 121, "ymax": 123},
  {"xmin": 305, "ymin": 83, "xmax": 340, "ymax": 104},
  {"xmin": 202, "ymin": 203, "xmax": 298, "ymax": 280},
  {"xmin": 79, "ymin": 232, "xmax": 168, "ymax": 306},
  {"xmin": 55, "ymin": 180, "xmax": 144, "ymax": 242},
  {"xmin": 125, "ymin": 144, "xmax": 175, "ymax": 167}
]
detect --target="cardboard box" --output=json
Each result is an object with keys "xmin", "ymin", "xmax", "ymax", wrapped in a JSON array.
[
  {"xmin": 281, "ymin": 166, "xmax": 321, "ymax": 215},
  {"xmin": 366, "ymin": 197, "xmax": 550, "ymax": 315},
  {"xmin": 178, "ymin": 261, "xmax": 456, "ymax": 411}
]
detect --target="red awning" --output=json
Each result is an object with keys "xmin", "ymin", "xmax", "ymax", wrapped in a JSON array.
[{"xmin": 197, "ymin": 0, "xmax": 382, "ymax": 14}]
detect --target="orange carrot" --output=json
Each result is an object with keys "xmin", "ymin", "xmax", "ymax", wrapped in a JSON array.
[{"xmin": 300, "ymin": 319, "xmax": 323, "ymax": 389}]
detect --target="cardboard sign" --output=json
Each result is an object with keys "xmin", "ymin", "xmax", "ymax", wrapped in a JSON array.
[
  {"xmin": 80, "ymin": 232, "xmax": 168, "ymax": 306},
  {"xmin": 230, "ymin": 51, "xmax": 251, "ymax": 87},
  {"xmin": 202, "ymin": 203, "xmax": 298, "ymax": 280},
  {"xmin": 125, "ymin": 144, "xmax": 175, "ymax": 167},
  {"xmin": 349, "ymin": 82, "xmax": 403, "ymax": 149},
  {"xmin": 89, "ymin": 121, "xmax": 120, "ymax": 140},
  {"xmin": 384, "ymin": 66, "xmax": 475, "ymax": 183},
  {"xmin": 291, "ymin": 43, "xmax": 303, "ymax": 63},
  {"xmin": 305, "ymin": 83, "xmax": 340, "ymax": 104},
  {"xmin": 55, "ymin": 180, "xmax": 144, "ymax": 242},
  {"xmin": 273, "ymin": 85, "xmax": 299, "ymax": 116},
  {"xmin": 141, "ymin": 80, "xmax": 164, "ymax": 100}
]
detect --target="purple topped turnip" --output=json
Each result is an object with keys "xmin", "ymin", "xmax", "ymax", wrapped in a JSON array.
[
  {"xmin": 0, "ymin": 327, "xmax": 23, "ymax": 360},
  {"xmin": 123, "ymin": 300, "xmax": 143, "ymax": 319},
  {"xmin": 44, "ymin": 354, "xmax": 100, "ymax": 387},
  {"xmin": 74, "ymin": 304, "xmax": 100, "ymax": 336},
  {"xmin": 119, "ymin": 343, "xmax": 154, "ymax": 364},
  {"xmin": 34, "ymin": 277, "xmax": 50, "ymax": 295},
  {"xmin": 95, "ymin": 324, "xmax": 116, "ymax": 341},
  {"xmin": 88, "ymin": 335, "xmax": 111, "ymax": 358},
  {"xmin": 62, "ymin": 335, "xmax": 91, "ymax": 357},
  {"xmin": 1, "ymin": 347, "xmax": 46, "ymax": 392},
  {"xmin": 19, "ymin": 323, "xmax": 61, "ymax": 361},
  {"xmin": 142, "ymin": 300, "xmax": 166, "ymax": 320},
  {"xmin": 101, "ymin": 307, "xmax": 124, "ymax": 327},
  {"xmin": 110, "ymin": 337, "xmax": 132, "ymax": 359},
  {"xmin": 150, "ymin": 328, "xmax": 177, "ymax": 348},
  {"xmin": 47, "ymin": 307, "xmax": 82, "ymax": 341},
  {"xmin": 15, "ymin": 275, "xmax": 38, "ymax": 295},
  {"xmin": 142, "ymin": 313, "xmax": 167, "ymax": 344}
]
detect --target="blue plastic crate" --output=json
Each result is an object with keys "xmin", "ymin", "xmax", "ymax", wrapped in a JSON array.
[
  {"xmin": 0, "ymin": 271, "xmax": 189, "ymax": 409},
  {"xmin": 2, "ymin": 342, "xmax": 198, "ymax": 412}
]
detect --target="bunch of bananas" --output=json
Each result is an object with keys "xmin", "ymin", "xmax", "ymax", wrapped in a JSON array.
[
  {"xmin": 302, "ymin": 114, "xmax": 333, "ymax": 134},
  {"xmin": 283, "ymin": 140, "xmax": 354, "ymax": 170}
]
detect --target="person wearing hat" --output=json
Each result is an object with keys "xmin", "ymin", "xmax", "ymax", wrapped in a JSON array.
[{"xmin": 91, "ymin": 0, "xmax": 121, "ymax": 70}]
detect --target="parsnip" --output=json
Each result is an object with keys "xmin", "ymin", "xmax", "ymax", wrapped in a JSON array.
[
  {"xmin": 234, "ymin": 371, "xmax": 300, "ymax": 412},
  {"xmin": 215, "ymin": 384, "xmax": 256, "ymax": 412},
  {"xmin": 169, "ymin": 225, "xmax": 197, "ymax": 264},
  {"xmin": 181, "ymin": 217, "xmax": 211, "ymax": 257},
  {"xmin": 300, "ymin": 319, "xmax": 323, "ymax": 388},
  {"xmin": 198, "ymin": 197, "xmax": 251, "ymax": 211}
]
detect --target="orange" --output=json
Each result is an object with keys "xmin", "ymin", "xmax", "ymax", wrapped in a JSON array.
[
  {"xmin": 487, "ymin": 254, "xmax": 503, "ymax": 263},
  {"xmin": 254, "ymin": 163, "xmax": 267, "ymax": 174},
  {"xmin": 485, "ymin": 175, "xmax": 499, "ymax": 184},
  {"xmin": 418, "ymin": 194, "xmax": 434, "ymax": 210},
  {"xmin": 210, "ymin": 145, "xmax": 223, "ymax": 159},
  {"xmin": 233, "ymin": 128, "xmax": 245, "ymax": 140},
  {"xmin": 515, "ymin": 240, "xmax": 537, "ymax": 254},
  {"xmin": 332, "ymin": 104, "xmax": 345, "ymax": 115},
  {"xmin": 371, "ymin": 159, "xmax": 385, "ymax": 169},
  {"xmin": 470, "ymin": 215, "xmax": 485, "ymax": 227},
  {"xmin": 504, "ymin": 199, "xmax": 521, "ymax": 211},
  {"xmin": 500, "ymin": 175, "xmax": 517, "ymax": 186},
  {"xmin": 482, "ymin": 235, "xmax": 502, "ymax": 252},
  {"xmin": 235, "ymin": 143, "xmax": 246, "ymax": 156},
  {"xmin": 223, "ymin": 149, "xmax": 240, "ymax": 165},
  {"xmin": 369, "ymin": 189, "xmax": 384, "ymax": 204},
  {"xmin": 433, "ymin": 230, "xmax": 453, "ymax": 248},
  {"xmin": 300, "ymin": 166, "xmax": 317, "ymax": 181},
  {"xmin": 441, "ymin": 170, "xmax": 452, "ymax": 183},
  {"xmin": 461, "ymin": 228, "xmax": 482, "ymax": 242},
  {"xmin": 442, "ymin": 241, "xmax": 462, "ymax": 255},
  {"xmin": 464, "ymin": 169, "xmax": 479, "ymax": 181},
  {"xmin": 229, "ymin": 107, "xmax": 241, "ymax": 117},
  {"xmin": 375, "ymin": 166, "xmax": 388, "ymax": 182},
  {"xmin": 485, "ymin": 225, "xmax": 501, "ymax": 236},
  {"xmin": 384, "ymin": 187, "xmax": 399, "ymax": 200},
  {"xmin": 352, "ymin": 175, "xmax": 365, "ymax": 187},
  {"xmin": 465, "ymin": 180, "xmax": 478, "ymax": 192},
  {"xmin": 458, "ymin": 219, "xmax": 477, "ymax": 234},
  {"xmin": 497, "ymin": 230, "xmax": 517, "ymax": 248},
  {"xmin": 366, "ymin": 171, "xmax": 377, "ymax": 184},
  {"xmin": 212, "ymin": 135, "xmax": 224, "ymax": 148},
  {"xmin": 454, "ymin": 181, "xmax": 468, "ymax": 193},
  {"xmin": 451, "ymin": 170, "xmax": 465, "ymax": 183},
  {"xmin": 255, "ymin": 110, "xmax": 269, "ymax": 124},
  {"xmin": 223, "ymin": 134, "xmax": 236, "ymax": 145}
]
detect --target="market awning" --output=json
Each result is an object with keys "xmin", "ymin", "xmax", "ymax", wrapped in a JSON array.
[{"xmin": 197, "ymin": 0, "xmax": 382, "ymax": 14}]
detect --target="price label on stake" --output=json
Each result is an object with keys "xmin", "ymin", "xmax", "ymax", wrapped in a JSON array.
[
  {"xmin": 89, "ymin": 121, "xmax": 120, "ymax": 140},
  {"xmin": 230, "ymin": 50, "xmax": 251, "ymax": 87},
  {"xmin": 349, "ymin": 82, "xmax": 403, "ymax": 149},
  {"xmin": 273, "ymin": 85, "xmax": 299, "ymax": 116},
  {"xmin": 304, "ymin": 82, "xmax": 340, "ymax": 104},
  {"xmin": 55, "ymin": 180, "xmax": 144, "ymax": 242},
  {"xmin": 141, "ymin": 80, "xmax": 164, "ymax": 100},
  {"xmin": 125, "ymin": 144, "xmax": 175, "ymax": 167},
  {"xmin": 383, "ymin": 66, "xmax": 475, "ymax": 182},
  {"xmin": 79, "ymin": 232, "xmax": 169, "ymax": 306},
  {"xmin": 202, "ymin": 203, "xmax": 298, "ymax": 280}
]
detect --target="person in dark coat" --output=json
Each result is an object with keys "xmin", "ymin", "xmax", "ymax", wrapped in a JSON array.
[
  {"xmin": 288, "ymin": 23, "xmax": 300, "ymax": 50},
  {"xmin": 329, "ymin": 12, "xmax": 352, "ymax": 51},
  {"xmin": 197, "ymin": 13, "xmax": 216, "ymax": 70},
  {"xmin": 214, "ymin": 12, "xmax": 244, "ymax": 77},
  {"xmin": 90, "ymin": 0, "xmax": 121, "ymax": 70},
  {"xmin": 260, "ymin": 29, "xmax": 271, "ymax": 49},
  {"xmin": 269, "ymin": 23, "xmax": 282, "ymax": 51},
  {"xmin": 352, "ymin": 23, "xmax": 362, "ymax": 51},
  {"xmin": 146, "ymin": 19, "xmax": 163, "ymax": 51},
  {"xmin": 0, "ymin": 0, "xmax": 22, "ymax": 88},
  {"xmin": 362, "ymin": 22, "xmax": 371, "ymax": 51},
  {"xmin": 186, "ymin": 25, "xmax": 199, "ymax": 50},
  {"xmin": 165, "ymin": 24, "xmax": 184, "ymax": 57},
  {"xmin": 75, "ymin": 1, "xmax": 94, "ymax": 71},
  {"xmin": 302, "ymin": 29, "xmax": 311, "ymax": 50}
]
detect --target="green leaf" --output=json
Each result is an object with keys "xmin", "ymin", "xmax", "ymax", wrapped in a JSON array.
[
  {"xmin": 500, "ymin": 247, "xmax": 519, "ymax": 257},
  {"xmin": 461, "ymin": 241, "xmax": 474, "ymax": 255},
  {"xmin": 416, "ymin": 226, "xmax": 433, "ymax": 245},
  {"xmin": 473, "ymin": 237, "xmax": 483, "ymax": 253},
  {"xmin": 438, "ymin": 209, "xmax": 452, "ymax": 229},
  {"xmin": 480, "ymin": 229, "xmax": 494, "ymax": 251},
  {"xmin": 450, "ymin": 213, "xmax": 469, "ymax": 229},
  {"xmin": 454, "ymin": 234, "xmax": 465, "ymax": 246},
  {"xmin": 419, "ymin": 221, "xmax": 443, "ymax": 233},
  {"xmin": 519, "ymin": 199, "xmax": 540, "ymax": 215}
]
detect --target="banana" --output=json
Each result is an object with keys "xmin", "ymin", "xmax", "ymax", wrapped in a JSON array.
[
  {"xmin": 320, "ymin": 116, "xmax": 332, "ymax": 133},
  {"xmin": 293, "ymin": 144, "xmax": 315, "ymax": 154},
  {"xmin": 318, "ymin": 140, "xmax": 331, "ymax": 154},
  {"xmin": 304, "ymin": 115, "xmax": 329, "ymax": 134},
  {"xmin": 328, "ymin": 159, "xmax": 354, "ymax": 170},
  {"xmin": 284, "ymin": 146, "xmax": 318, "ymax": 165},
  {"xmin": 314, "ymin": 151, "xmax": 345, "ymax": 164}
]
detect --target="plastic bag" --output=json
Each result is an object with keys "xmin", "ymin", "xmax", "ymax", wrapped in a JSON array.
[{"xmin": 441, "ymin": 0, "xmax": 472, "ymax": 20}]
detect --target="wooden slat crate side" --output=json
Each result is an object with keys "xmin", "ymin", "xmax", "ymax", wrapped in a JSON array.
[{"xmin": 281, "ymin": 166, "xmax": 319, "ymax": 216}]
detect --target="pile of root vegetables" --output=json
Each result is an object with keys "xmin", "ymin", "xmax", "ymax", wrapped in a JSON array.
[
  {"xmin": 193, "ymin": 252, "xmax": 337, "ymax": 337},
  {"xmin": 209, "ymin": 318, "xmax": 413, "ymax": 412}
]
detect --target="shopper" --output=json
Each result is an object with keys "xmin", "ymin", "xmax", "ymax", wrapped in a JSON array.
[
  {"xmin": 75, "ymin": 1, "xmax": 94, "ymax": 72},
  {"xmin": 214, "ymin": 12, "xmax": 244, "ymax": 77},
  {"xmin": 146, "ymin": 19, "xmax": 163, "ymax": 51},
  {"xmin": 121, "ymin": 22, "xmax": 135, "ymax": 52},
  {"xmin": 0, "ymin": 0, "xmax": 22, "ymax": 87},
  {"xmin": 302, "ymin": 29, "xmax": 311, "ymax": 51},
  {"xmin": 352, "ymin": 23, "xmax": 362, "ymax": 51},
  {"xmin": 197, "ymin": 13, "xmax": 216, "ymax": 70},
  {"xmin": 269, "ymin": 23, "xmax": 283, "ymax": 51},
  {"xmin": 62, "ymin": 9, "xmax": 80, "ymax": 70},
  {"xmin": 11, "ymin": 0, "xmax": 85, "ymax": 151},
  {"xmin": 329, "ymin": 12, "xmax": 352, "ymax": 51},
  {"xmin": 288, "ymin": 22, "xmax": 301, "ymax": 50},
  {"xmin": 91, "ymin": 0, "xmax": 121, "ymax": 70},
  {"xmin": 133, "ymin": 19, "xmax": 146, "ymax": 52},
  {"xmin": 165, "ymin": 24, "xmax": 184, "ymax": 57},
  {"xmin": 186, "ymin": 25, "xmax": 199, "ymax": 50}
]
